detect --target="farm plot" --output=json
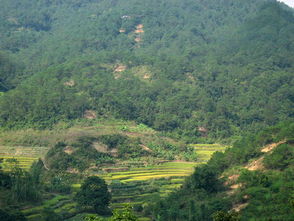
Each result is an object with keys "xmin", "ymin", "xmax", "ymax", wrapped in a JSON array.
[
  {"xmin": 20, "ymin": 144, "xmax": 227, "ymax": 220},
  {"xmin": 23, "ymin": 162, "xmax": 196, "ymax": 220},
  {"xmin": 101, "ymin": 162, "xmax": 198, "ymax": 183},
  {"xmin": 0, "ymin": 146, "xmax": 49, "ymax": 170},
  {"xmin": 95, "ymin": 162, "xmax": 198, "ymax": 209},
  {"xmin": 192, "ymin": 144, "xmax": 228, "ymax": 162},
  {"xmin": 22, "ymin": 195, "xmax": 77, "ymax": 221}
]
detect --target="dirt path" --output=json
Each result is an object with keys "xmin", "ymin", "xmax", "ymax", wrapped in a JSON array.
[{"xmin": 261, "ymin": 140, "xmax": 286, "ymax": 153}]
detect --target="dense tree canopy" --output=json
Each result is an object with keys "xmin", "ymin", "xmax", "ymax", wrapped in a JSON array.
[
  {"xmin": 76, "ymin": 176, "xmax": 111, "ymax": 215},
  {"xmin": 149, "ymin": 122, "xmax": 294, "ymax": 220},
  {"xmin": 0, "ymin": 0, "xmax": 292, "ymax": 141}
]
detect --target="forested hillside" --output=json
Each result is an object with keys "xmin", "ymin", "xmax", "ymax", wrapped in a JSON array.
[
  {"xmin": 149, "ymin": 122, "xmax": 294, "ymax": 220},
  {"xmin": 0, "ymin": 0, "xmax": 293, "ymax": 141},
  {"xmin": 0, "ymin": 0, "xmax": 293, "ymax": 220}
]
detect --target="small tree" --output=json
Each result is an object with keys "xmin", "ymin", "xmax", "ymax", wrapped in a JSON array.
[
  {"xmin": 110, "ymin": 205, "xmax": 138, "ymax": 221},
  {"xmin": 76, "ymin": 176, "xmax": 111, "ymax": 215}
]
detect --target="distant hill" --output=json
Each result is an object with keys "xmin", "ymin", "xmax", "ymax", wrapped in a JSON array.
[{"xmin": 0, "ymin": 0, "xmax": 293, "ymax": 142}]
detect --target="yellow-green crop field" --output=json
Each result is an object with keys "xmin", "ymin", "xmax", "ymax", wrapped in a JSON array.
[
  {"xmin": 0, "ymin": 146, "xmax": 49, "ymax": 171},
  {"xmin": 192, "ymin": 143, "xmax": 228, "ymax": 162},
  {"xmin": 11, "ymin": 143, "xmax": 227, "ymax": 220},
  {"xmin": 100, "ymin": 162, "xmax": 198, "ymax": 183},
  {"xmin": 88, "ymin": 162, "xmax": 200, "ymax": 211}
]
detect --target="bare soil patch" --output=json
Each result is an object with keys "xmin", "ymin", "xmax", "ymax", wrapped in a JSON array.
[
  {"xmin": 93, "ymin": 142, "xmax": 108, "ymax": 153},
  {"xmin": 245, "ymin": 156, "xmax": 265, "ymax": 171},
  {"xmin": 261, "ymin": 140, "xmax": 286, "ymax": 153},
  {"xmin": 64, "ymin": 80, "xmax": 75, "ymax": 87},
  {"xmin": 102, "ymin": 167, "xmax": 129, "ymax": 173},
  {"xmin": 140, "ymin": 144, "xmax": 152, "ymax": 153},
  {"xmin": 114, "ymin": 64, "xmax": 127, "ymax": 72},
  {"xmin": 64, "ymin": 146, "xmax": 74, "ymax": 155},
  {"xmin": 232, "ymin": 202, "xmax": 249, "ymax": 212},
  {"xmin": 84, "ymin": 110, "xmax": 97, "ymax": 119}
]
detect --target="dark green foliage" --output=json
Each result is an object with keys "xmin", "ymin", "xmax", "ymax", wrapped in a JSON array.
[
  {"xmin": 190, "ymin": 165, "xmax": 222, "ymax": 193},
  {"xmin": 238, "ymin": 168, "xmax": 294, "ymax": 220},
  {"xmin": 76, "ymin": 176, "xmax": 111, "ymax": 215},
  {"xmin": 10, "ymin": 167, "xmax": 41, "ymax": 202},
  {"xmin": 212, "ymin": 211, "xmax": 240, "ymax": 221},
  {"xmin": 30, "ymin": 159, "xmax": 45, "ymax": 185},
  {"xmin": 41, "ymin": 207, "xmax": 62, "ymax": 221},
  {"xmin": 238, "ymin": 170, "xmax": 271, "ymax": 188},
  {"xmin": 0, "ymin": 159, "xmax": 12, "ymax": 188},
  {"xmin": 0, "ymin": 52, "xmax": 20, "ymax": 91},
  {"xmin": 0, "ymin": 209, "xmax": 26, "ymax": 221},
  {"xmin": 150, "ymin": 122, "xmax": 294, "ymax": 220},
  {"xmin": 263, "ymin": 143, "xmax": 294, "ymax": 170},
  {"xmin": 0, "ymin": 172, "xmax": 12, "ymax": 188},
  {"xmin": 0, "ymin": 159, "xmax": 45, "ymax": 216},
  {"xmin": 46, "ymin": 140, "xmax": 113, "ymax": 172},
  {"xmin": 0, "ymin": 158, "xmax": 43, "ymax": 203},
  {"xmin": 0, "ymin": 0, "xmax": 293, "ymax": 218},
  {"xmin": 46, "ymin": 176, "xmax": 71, "ymax": 194},
  {"xmin": 148, "ymin": 140, "xmax": 197, "ymax": 161},
  {"xmin": 98, "ymin": 134, "xmax": 128, "ymax": 149},
  {"xmin": 46, "ymin": 142, "xmax": 79, "ymax": 171},
  {"xmin": 0, "ymin": 0, "xmax": 292, "ymax": 141},
  {"xmin": 0, "ymin": 72, "xmax": 88, "ymax": 129},
  {"xmin": 98, "ymin": 134, "xmax": 147, "ymax": 158}
]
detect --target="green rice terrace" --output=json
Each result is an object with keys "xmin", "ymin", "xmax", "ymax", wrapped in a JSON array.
[
  {"xmin": 192, "ymin": 144, "xmax": 228, "ymax": 162},
  {"xmin": 0, "ymin": 146, "xmax": 49, "ymax": 171},
  {"xmin": 0, "ymin": 142, "xmax": 227, "ymax": 220}
]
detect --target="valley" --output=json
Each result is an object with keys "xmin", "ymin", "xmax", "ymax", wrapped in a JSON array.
[
  {"xmin": 0, "ymin": 133, "xmax": 227, "ymax": 220},
  {"xmin": 0, "ymin": 0, "xmax": 293, "ymax": 220}
]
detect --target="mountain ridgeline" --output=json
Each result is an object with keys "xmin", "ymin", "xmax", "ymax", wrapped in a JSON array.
[{"xmin": 0, "ymin": 0, "xmax": 293, "ymax": 141}]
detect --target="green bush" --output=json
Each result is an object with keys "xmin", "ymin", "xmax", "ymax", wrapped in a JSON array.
[{"xmin": 75, "ymin": 176, "xmax": 111, "ymax": 215}]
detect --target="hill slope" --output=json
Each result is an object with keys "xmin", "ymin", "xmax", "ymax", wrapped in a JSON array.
[
  {"xmin": 0, "ymin": 0, "xmax": 293, "ymax": 142},
  {"xmin": 149, "ymin": 122, "xmax": 294, "ymax": 220}
]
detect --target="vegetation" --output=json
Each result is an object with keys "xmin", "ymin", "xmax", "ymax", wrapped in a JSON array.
[
  {"xmin": 263, "ymin": 143, "xmax": 294, "ymax": 169},
  {"xmin": 0, "ymin": 209, "xmax": 26, "ymax": 221},
  {"xmin": 0, "ymin": 0, "xmax": 292, "ymax": 142},
  {"xmin": 0, "ymin": 0, "xmax": 293, "ymax": 220},
  {"xmin": 110, "ymin": 205, "xmax": 138, "ymax": 221},
  {"xmin": 76, "ymin": 176, "xmax": 111, "ymax": 215},
  {"xmin": 149, "ymin": 122, "xmax": 294, "ymax": 220},
  {"xmin": 212, "ymin": 211, "xmax": 240, "ymax": 221}
]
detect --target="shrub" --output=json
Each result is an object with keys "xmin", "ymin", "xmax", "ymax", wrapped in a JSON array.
[{"xmin": 75, "ymin": 176, "xmax": 111, "ymax": 215}]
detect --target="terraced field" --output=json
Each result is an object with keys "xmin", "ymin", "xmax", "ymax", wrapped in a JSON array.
[
  {"xmin": 0, "ymin": 146, "xmax": 49, "ymax": 171},
  {"xmin": 96, "ymin": 144, "xmax": 228, "ymax": 211},
  {"xmin": 22, "ymin": 162, "xmax": 197, "ymax": 221},
  {"xmin": 192, "ymin": 143, "xmax": 228, "ymax": 162},
  {"xmin": 22, "ymin": 195, "xmax": 77, "ymax": 221},
  {"xmin": 102, "ymin": 162, "xmax": 198, "ymax": 209},
  {"xmin": 14, "ymin": 144, "xmax": 227, "ymax": 220},
  {"xmin": 67, "ymin": 162, "xmax": 199, "ymax": 220},
  {"xmin": 100, "ymin": 162, "xmax": 198, "ymax": 182}
]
